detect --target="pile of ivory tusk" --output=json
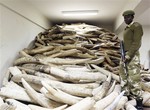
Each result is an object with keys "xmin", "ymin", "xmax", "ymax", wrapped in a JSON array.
[{"xmin": 0, "ymin": 23, "xmax": 150, "ymax": 110}]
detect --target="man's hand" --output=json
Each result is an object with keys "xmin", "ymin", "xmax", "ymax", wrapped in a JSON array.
[{"xmin": 125, "ymin": 55, "xmax": 130, "ymax": 63}]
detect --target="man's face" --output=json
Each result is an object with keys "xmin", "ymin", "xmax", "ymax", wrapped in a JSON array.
[{"xmin": 124, "ymin": 14, "xmax": 134, "ymax": 25}]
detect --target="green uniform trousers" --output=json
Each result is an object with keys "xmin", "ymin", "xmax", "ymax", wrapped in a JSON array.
[{"xmin": 119, "ymin": 51, "xmax": 142, "ymax": 98}]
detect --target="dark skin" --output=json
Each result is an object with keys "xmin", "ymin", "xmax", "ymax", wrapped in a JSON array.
[
  {"xmin": 123, "ymin": 14, "xmax": 134, "ymax": 63},
  {"xmin": 124, "ymin": 14, "xmax": 134, "ymax": 25}
]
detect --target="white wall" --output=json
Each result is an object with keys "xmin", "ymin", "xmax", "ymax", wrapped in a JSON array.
[
  {"xmin": 0, "ymin": 0, "xmax": 50, "ymax": 28},
  {"xmin": 140, "ymin": 26, "xmax": 150, "ymax": 69},
  {"xmin": 0, "ymin": 1, "xmax": 50, "ymax": 86}
]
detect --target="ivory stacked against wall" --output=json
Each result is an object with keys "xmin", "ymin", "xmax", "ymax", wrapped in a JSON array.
[{"xmin": 0, "ymin": 23, "xmax": 150, "ymax": 110}]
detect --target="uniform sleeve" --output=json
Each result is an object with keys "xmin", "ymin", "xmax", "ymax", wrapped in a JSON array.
[{"xmin": 127, "ymin": 23, "xmax": 143, "ymax": 58}]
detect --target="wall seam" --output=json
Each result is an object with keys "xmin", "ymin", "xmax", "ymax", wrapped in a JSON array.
[{"xmin": 0, "ymin": 3, "xmax": 47, "ymax": 30}]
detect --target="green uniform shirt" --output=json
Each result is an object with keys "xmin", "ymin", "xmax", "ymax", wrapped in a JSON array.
[{"xmin": 123, "ymin": 22, "xmax": 143, "ymax": 58}]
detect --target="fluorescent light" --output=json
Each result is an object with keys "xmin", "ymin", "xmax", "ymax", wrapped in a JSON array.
[{"xmin": 62, "ymin": 10, "xmax": 98, "ymax": 16}]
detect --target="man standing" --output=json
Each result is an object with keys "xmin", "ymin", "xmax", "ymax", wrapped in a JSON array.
[{"xmin": 119, "ymin": 10, "xmax": 143, "ymax": 110}]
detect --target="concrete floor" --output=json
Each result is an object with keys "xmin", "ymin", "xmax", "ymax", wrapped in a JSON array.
[
  {"xmin": 144, "ymin": 108, "xmax": 150, "ymax": 110},
  {"xmin": 143, "ymin": 107, "xmax": 150, "ymax": 110}
]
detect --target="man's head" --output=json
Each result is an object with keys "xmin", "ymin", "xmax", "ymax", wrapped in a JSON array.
[{"xmin": 122, "ymin": 10, "xmax": 135, "ymax": 25}]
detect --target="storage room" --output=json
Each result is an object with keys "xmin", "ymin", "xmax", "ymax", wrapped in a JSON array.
[{"xmin": 0, "ymin": 0, "xmax": 150, "ymax": 109}]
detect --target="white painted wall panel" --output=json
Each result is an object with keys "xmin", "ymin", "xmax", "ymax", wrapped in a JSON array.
[
  {"xmin": 140, "ymin": 26, "xmax": 150, "ymax": 69},
  {"xmin": 0, "ymin": 2, "xmax": 49, "ymax": 86}
]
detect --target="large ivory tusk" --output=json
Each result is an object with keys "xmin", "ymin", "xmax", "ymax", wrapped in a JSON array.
[
  {"xmin": 4, "ymin": 81, "xmax": 24, "ymax": 90},
  {"xmin": 0, "ymin": 96, "xmax": 4, "ymax": 107},
  {"xmin": 92, "ymin": 85, "xmax": 102, "ymax": 96},
  {"xmin": 0, "ymin": 103, "xmax": 16, "ymax": 110},
  {"xmin": 0, "ymin": 87, "xmax": 35, "ymax": 103},
  {"xmin": 50, "ymin": 67, "xmax": 107, "ymax": 82},
  {"xmin": 24, "ymin": 46, "xmax": 54, "ymax": 55},
  {"xmin": 28, "ymin": 104, "xmax": 67, "ymax": 110},
  {"xmin": 21, "ymin": 78, "xmax": 61, "ymax": 108},
  {"xmin": 64, "ymin": 97, "xmax": 95, "ymax": 110},
  {"xmin": 93, "ymin": 91, "xmax": 119, "ymax": 110},
  {"xmin": 12, "ymin": 73, "xmax": 48, "ymax": 85},
  {"xmin": 125, "ymin": 103, "xmax": 137, "ymax": 110},
  {"xmin": 106, "ymin": 80, "xmax": 116, "ymax": 96},
  {"xmin": 45, "ymin": 80, "xmax": 93, "ymax": 97},
  {"xmin": 2, "ymin": 69, "xmax": 11, "ymax": 86},
  {"xmin": 63, "ymin": 66, "xmax": 91, "ymax": 72},
  {"xmin": 9, "ymin": 66, "xmax": 22, "ymax": 76},
  {"xmin": 141, "ymin": 82, "xmax": 150, "ymax": 92},
  {"xmin": 142, "ymin": 91, "xmax": 150, "ymax": 104},
  {"xmin": 40, "ymin": 57, "xmax": 91, "ymax": 65},
  {"xmin": 91, "ymin": 64, "xmax": 120, "ymax": 82},
  {"xmin": 93, "ymin": 81, "xmax": 110, "ymax": 101},
  {"xmin": 13, "ymin": 57, "xmax": 40, "ymax": 65},
  {"xmin": 115, "ymin": 96, "xmax": 128, "ymax": 110},
  {"xmin": 40, "ymin": 87, "xmax": 63, "ymax": 103},
  {"xmin": 41, "ymin": 81, "xmax": 83, "ymax": 105},
  {"xmin": 104, "ymin": 91, "xmax": 125, "ymax": 110},
  {"xmin": 5, "ymin": 99, "xmax": 31, "ymax": 110},
  {"xmin": 144, "ymin": 98, "xmax": 150, "ymax": 106}
]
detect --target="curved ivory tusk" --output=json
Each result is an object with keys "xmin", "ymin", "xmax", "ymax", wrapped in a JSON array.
[
  {"xmin": 9, "ymin": 66, "xmax": 22, "ymax": 76},
  {"xmin": 91, "ymin": 64, "xmax": 120, "ymax": 82},
  {"xmin": 64, "ymin": 97, "xmax": 95, "ymax": 110},
  {"xmin": 21, "ymin": 78, "xmax": 61, "ymax": 108},
  {"xmin": 93, "ymin": 81, "xmax": 110, "ymax": 101},
  {"xmin": 5, "ymin": 99, "xmax": 31, "ymax": 110},
  {"xmin": 93, "ymin": 91, "xmax": 119, "ymax": 110},
  {"xmin": 28, "ymin": 104, "xmax": 67, "ymax": 110},
  {"xmin": 0, "ymin": 103, "xmax": 16, "ymax": 110},
  {"xmin": 115, "ymin": 96, "xmax": 128, "ymax": 110},
  {"xmin": 0, "ymin": 96, "xmax": 4, "ymax": 107},
  {"xmin": 50, "ymin": 67, "xmax": 107, "ymax": 82},
  {"xmin": 104, "ymin": 91, "xmax": 125, "ymax": 110},
  {"xmin": 0, "ymin": 87, "xmax": 35, "ymax": 103},
  {"xmin": 40, "ymin": 57, "xmax": 91, "ymax": 65},
  {"xmin": 125, "ymin": 103, "xmax": 137, "ymax": 110},
  {"xmin": 41, "ymin": 81, "xmax": 83, "ymax": 105},
  {"xmin": 106, "ymin": 80, "xmax": 116, "ymax": 96}
]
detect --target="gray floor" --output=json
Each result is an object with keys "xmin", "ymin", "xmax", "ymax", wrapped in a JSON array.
[{"xmin": 143, "ymin": 107, "xmax": 150, "ymax": 110}]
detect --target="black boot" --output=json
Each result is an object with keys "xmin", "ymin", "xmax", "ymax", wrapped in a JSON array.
[{"xmin": 136, "ymin": 97, "xmax": 143, "ymax": 110}]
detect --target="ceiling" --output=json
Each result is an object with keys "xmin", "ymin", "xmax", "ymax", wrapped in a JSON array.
[{"xmin": 26, "ymin": 0, "xmax": 150, "ymax": 27}]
